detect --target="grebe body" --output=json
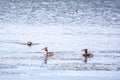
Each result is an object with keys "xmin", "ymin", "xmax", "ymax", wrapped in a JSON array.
[
  {"xmin": 81, "ymin": 48, "xmax": 93, "ymax": 63},
  {"xmin": 42, "ymin": 47, "xmax": 54, "ymax": 57},
  {"xmin": 82, "ymin": 49, "xmax": 93, "ymax": 58}
]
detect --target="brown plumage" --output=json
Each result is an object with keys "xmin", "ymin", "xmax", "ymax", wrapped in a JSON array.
[
  {"xmin": 81, "ymin": 49, "xmax": 93, "ymax": 58},
  {"xmin": 81, "ymin": 48, "xmax": 93, "ymax": 63},
  {"xmin": 27, "ymin": 41, "xmax": 32, "ymax": 46},
  {"xmin": 42, "ymin": 47, "xmax": 54, "ymax": 57}
]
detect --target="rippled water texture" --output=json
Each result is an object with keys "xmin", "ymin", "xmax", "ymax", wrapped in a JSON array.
[{"xmin": 0, "ymin": 0, "xmax": 120, "ymax": 80}]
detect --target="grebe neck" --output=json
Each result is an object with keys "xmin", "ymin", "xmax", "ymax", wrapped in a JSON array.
[
  {"xmin": 85, "ymin": 50, "xmax": 87, "ymax": 53},
  {"xmin": 45, "ymin": 51, "xmax": 48, "ymax": 54}
]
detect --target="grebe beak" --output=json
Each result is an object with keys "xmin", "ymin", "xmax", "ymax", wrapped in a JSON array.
[{"xmin": 42, "ymin": 48, "xmax": 45, "ymax": 50}]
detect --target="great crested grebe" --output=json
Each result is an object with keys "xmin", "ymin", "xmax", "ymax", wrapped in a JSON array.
[
  {"xmin": 42, "ymin": 47, "xmax": 54, "ymax": 57},
  {"xmin": 42, "ymin": 47, "xmax": 54, "ymax": 64},
  {"xmin": 27, "ymin": 41, "xmax": 32, "ymax": 46},
  {"xmin": 81, "ymin": 48, "xmax": 93, "ymax": 62}
]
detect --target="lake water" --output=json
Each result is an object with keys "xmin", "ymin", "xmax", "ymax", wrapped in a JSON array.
[{"xmin": 0, "ymin": 0, "xmax": 120, "ymax": 80}]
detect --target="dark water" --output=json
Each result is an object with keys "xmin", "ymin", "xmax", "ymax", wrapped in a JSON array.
[{"xmin": 0, "ymin": 0, "xmax": 120, "ymax": 26}]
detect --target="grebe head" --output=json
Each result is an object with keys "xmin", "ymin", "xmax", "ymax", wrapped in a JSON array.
[
  {"xmin": 27, "ymin": 41, "xmax": 32, "ymax": 46},
  {"xmin": 81, "ymin": 48, "xmax": 88, "ymax": 51},
  {"xmin": 42, "ymin": 47, "xmax": 48, "ymax": 51}
]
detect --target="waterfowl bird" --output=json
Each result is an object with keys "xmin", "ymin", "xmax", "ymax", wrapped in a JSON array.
[
  {"xmin": 42, "ymin": 47, "xmax": 54, "ymax": 64},
  {"xmin": 81, "ymin": 48, "xmax": 93, "ymax": 63},
  {"xmin": 42, "ymin": 47, "xmax": 54, "ymax": 57},
  {"xmin": 27, "ymin": 41, "xmax": 32, "ymax": 46},
  {"xmin": 81, "ymin": 49, "xmax": 93, "ymax": 58},
  {"xmin": 74, "ymin": 10, "xmax": 78, "ymax": 14}
]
